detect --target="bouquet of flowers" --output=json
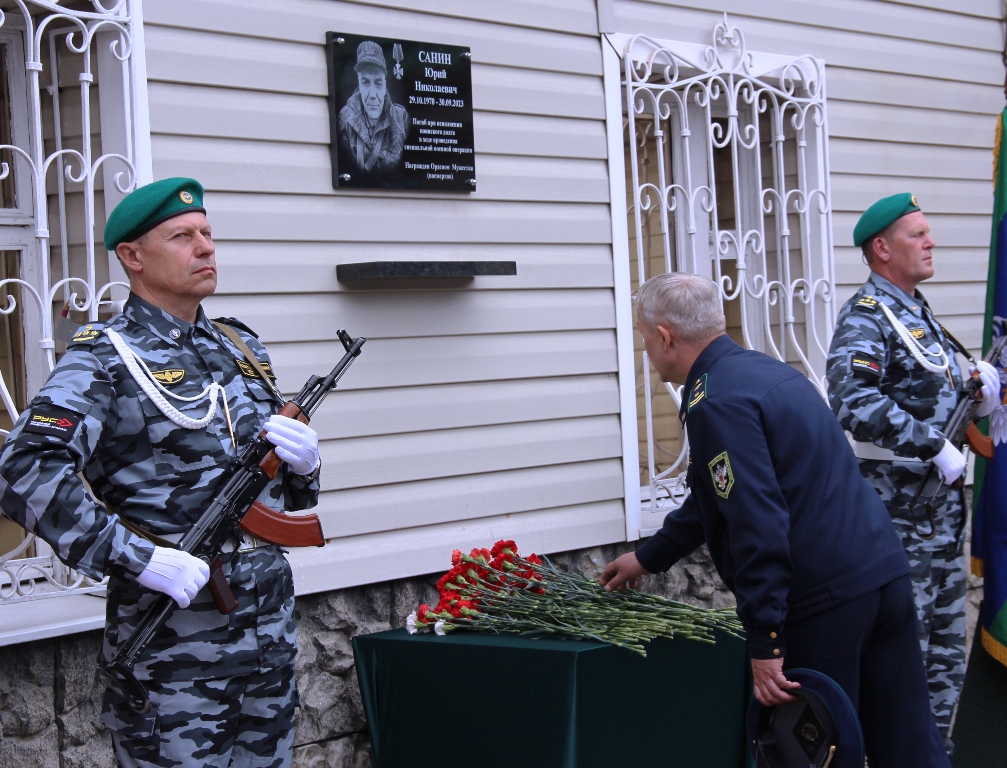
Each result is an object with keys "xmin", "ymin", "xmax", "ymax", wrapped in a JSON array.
[{"xmin": 407, "ymin": 540, "xmax": 743, "ymax": 656}]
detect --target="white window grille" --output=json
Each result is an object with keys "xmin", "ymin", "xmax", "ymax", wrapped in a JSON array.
[
  {"xmin": 0, "ymin": 0, "xmax": 149, "ymax": 603},
  {"xmin": 607, "ymin": 17, "xmax": 837, "ymax": 535}
]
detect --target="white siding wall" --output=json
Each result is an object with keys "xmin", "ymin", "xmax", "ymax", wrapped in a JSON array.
[
  {"xmin": 608, "ymin": 0, "xmax": 1003, "ymax": 353},
  {"xmin": 141, "ymin": 0, "xmax": 628, "ymax": 594},
  {"xmin": 139, "ymin": 0, "xmax": 1004, "ymax": 595}
]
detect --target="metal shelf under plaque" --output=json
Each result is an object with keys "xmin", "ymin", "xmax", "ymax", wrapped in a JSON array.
[{"xmin": 336, "ymin": 261, "xmax": 516, "ymax": 283}]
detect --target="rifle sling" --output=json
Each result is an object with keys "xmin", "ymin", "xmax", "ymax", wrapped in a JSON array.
[
  {"xmin": 939, "ymin": 323, "xmax": 976, "ymax": 365},
  {"xmin": 212, "ymin": 321, "xmax": 284, "ymax": 401}
]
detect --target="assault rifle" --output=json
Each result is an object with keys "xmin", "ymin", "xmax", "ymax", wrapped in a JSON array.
[
  {"xmin": 909, "ymin": 321, "xmax": 1007, "ymax": 540},
  {"xmin": 100, "ymin": 329, "xmax": 366, "ymax": 714}
]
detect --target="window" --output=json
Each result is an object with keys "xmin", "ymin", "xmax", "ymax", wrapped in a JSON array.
[
  {"xmin": 606, "ymin": 16, "xmax": 837, "ymax": 536},
  {"xmin": 0, "ymin": 0, "xmax": 147, "ymax": 604}
]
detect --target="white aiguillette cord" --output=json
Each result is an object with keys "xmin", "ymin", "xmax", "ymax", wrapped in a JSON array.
[
  {"xmin": 105, "ymin": 328, "xmax": 235, "ymax": 444},
  {"xmin": 878, "ymin": 301, "xmax": 950, "ymax": 374}
]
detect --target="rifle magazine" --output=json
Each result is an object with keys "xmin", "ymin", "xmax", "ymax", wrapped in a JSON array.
[{"xmin": 240, "ymin": 501, "xmax": 325, "ymax": 547}]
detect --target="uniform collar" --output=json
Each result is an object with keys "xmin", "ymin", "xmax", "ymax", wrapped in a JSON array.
[
  {"xmin": 123, "ymin": 293, "xmax": 212, "ymax": 348},
  {"xmin": 866, "ymin": 272, "xmax": 929, "ymax": 318},
  {"xmin": 679, "ymin": 334, "xmax": 737, "ymax": 422}
]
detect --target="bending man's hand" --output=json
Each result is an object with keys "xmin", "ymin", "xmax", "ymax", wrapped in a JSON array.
[
  {"xmin": 599, "ymin": 552, "xmax": 649, "ymax": 592},
  {"xmin": 751, "ymin": 657, "xmax": 801, "ymax": 706},
  {"xmin": 136, "ymin": 546, "xmax": 210, "ymax": 609},
  {"xmin": 264, "ymin": 414, "xmax": 320, "ymax": 476}
]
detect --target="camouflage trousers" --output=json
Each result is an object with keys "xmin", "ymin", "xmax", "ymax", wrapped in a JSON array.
[
  {"xmin": 858, "ymin": 459, "xmax": 967, "ymax": 740},
  {"xmin": 107, "ymin": 663, "xmax": 296, "ymax": 768},
  {"xmin": 908, "ymin": 544, "xmax": 967, "ymax": 740}
]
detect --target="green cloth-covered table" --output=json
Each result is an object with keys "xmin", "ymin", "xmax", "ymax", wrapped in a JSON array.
[{"xmin": 353, "ymin": 629, "xmax": 749, "ymax": 767}]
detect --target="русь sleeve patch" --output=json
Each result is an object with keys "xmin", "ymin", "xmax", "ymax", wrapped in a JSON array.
[
  {"xmin": 22, "ymin": 404, "xmax": 83, "ymax": 441},
  {"xmin": 849, "ymin": 353, "xmax": 883, "ymax": 382}
]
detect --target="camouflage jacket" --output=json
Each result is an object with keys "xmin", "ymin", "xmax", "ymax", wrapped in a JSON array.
[
  {"xmin": 826, "ymin": 272, "xmax": 962, "ymax": 461},
  {"xmin": 0, "ymin": 294, "xmax": 319, "ymax": 682}
]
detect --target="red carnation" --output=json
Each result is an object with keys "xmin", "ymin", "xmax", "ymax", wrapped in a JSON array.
[
  {"xmin": 491, "ymin": 540, "xmax": 518, "ymax": 558},
  {"xmin": 466, "ymin": 547, "xmax": 492, "ymax": 564}
]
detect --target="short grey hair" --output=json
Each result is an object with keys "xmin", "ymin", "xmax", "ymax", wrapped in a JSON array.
[{"xmin": 636, "ymin": 273, "xmax": 726, "ymax": 345}]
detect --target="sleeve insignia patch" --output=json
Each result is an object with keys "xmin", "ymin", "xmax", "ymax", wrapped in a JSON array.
[
  {"xmin": 70, "ymin": 324, "xmax": 101, "ymax": 344},
  {"xmin": 850, "ymin": 354, "xmax": 882, "ymax": 382},
  {"xmin": 151, "ymin": 369, "xmax": 185, "ymax": 386},
  {"xmin": 909, "ymin": 327, "xmax": 926, "ymax": 340},
  {"xmin": 854, "ymin": 296, "xmax": 878, "ymax": 310},
  {"xmin": 23, "ymin": 405, "xmax": 82, "ymax": 441},
  {"xmin": 688, "ymin": 373, "xmax": 708, "ymax": 412},
  {"xmin": 236, "ymin": 359, "xmax": 276, "ymax": 381},
  {"xmin": 708, "ymin": 451, "xmax": 734, "ymax": 499}
]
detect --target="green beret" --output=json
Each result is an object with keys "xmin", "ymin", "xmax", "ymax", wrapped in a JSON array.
[
  {"xmin": 103, "ymin": 177, "xmax": 205, "ymax": 251},
  {"xmin": 853, "ymin": 192, "xmax": 920, "ymax": 247}
]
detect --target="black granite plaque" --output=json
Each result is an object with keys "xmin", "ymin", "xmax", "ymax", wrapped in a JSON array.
[{"xmin": 326, "ymin": 33, "xmax": 476, "ymax": 192}]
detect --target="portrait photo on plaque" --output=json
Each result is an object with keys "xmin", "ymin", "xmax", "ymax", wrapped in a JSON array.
[{"xmin": 326, "ymin": 32, "xmax": 475, "ymax": 192}]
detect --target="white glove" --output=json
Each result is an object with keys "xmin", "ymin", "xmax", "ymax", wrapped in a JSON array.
[
  {"xmin": 972, "ymin": 360, "xmax": 1002, "ymax": 419},
  {"xmin": 136, "ymin": 546, "xmax": 210, "ymax": 609},
  {"xmin": 932, "ymin": 439, "xmax": 967, "ymax": 485},
  {"xmin": 263, "ymin": 414, "xmax": 320, "ymax": 476}
]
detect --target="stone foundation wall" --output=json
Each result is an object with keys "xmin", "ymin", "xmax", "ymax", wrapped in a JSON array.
[
  {"xmin": 0, "ymin": 543, "xmax": 732, "ymax": 767},
  {"xmin": 0, "ymin": 630, "xmax": 114, "ymax": 768}
]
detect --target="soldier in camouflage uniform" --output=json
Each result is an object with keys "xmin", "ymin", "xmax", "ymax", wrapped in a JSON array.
[
  {"xmin": 0, "ymin": 178, "xmax": 322, "ymax": 768},
  {"xmin": 826, "ymin": 193, "xmax": 1000, "ymax": 750}
]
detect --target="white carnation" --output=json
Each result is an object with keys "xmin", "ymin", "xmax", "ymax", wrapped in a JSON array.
[
  {"xmin": 434, "ymin": 620, "xmax": 446, "ymax": 636},
  {"xmin": 406, "ymin": 611, "xmax": 418, "ymax": 635}
]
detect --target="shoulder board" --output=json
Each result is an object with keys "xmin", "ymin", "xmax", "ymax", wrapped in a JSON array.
[
  {"xmin": 853, "ymin": 296, "xmax": 879, "ymax": 311},
  {"xmin": 68, "ymin": 322, "xmax": 105, "ymax": 346},
  {"xmin": 687, "ymin": 373, "xmax": 708, "ymax": 412},
  {"xmin": 211, "ymin": 316, "xmax": 259, "ymax": 339}
]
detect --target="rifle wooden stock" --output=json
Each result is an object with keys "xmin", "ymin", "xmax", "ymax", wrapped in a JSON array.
[
  {"xmin": 240, "ymin": 501, "xmax": 324, "ymax": 547},
  {"xmin": 967, "ymin": 422, "xmax": 995, "ymax": 460}
]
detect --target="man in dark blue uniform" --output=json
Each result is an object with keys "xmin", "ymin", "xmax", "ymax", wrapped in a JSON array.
[{"xmin": 601, "ymin": 273, "xmax": 949, "ymax": 767}]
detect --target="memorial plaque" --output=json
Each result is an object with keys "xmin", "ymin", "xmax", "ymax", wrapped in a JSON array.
[{"xmin": 326, "ymin": 33, "xmax": 476, "ymax": 192}]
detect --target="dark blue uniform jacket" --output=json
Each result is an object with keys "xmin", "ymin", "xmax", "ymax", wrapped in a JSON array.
[{"xmin": 635, "ymin": 336, "xmax": 909, "ymax": 658}]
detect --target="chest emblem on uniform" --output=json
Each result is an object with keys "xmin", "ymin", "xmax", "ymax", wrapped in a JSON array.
[
  {"xmin": 151, "ymin": 368, "xmax": 185, "ymax": 385},
  {"xmin": 708, "ymin": 451, "xmax": 734, "ymax": 499},
  {"xmin": 236, "ymin": 359, "xmax": 276, "ymax": 381},
  {"xmin": 909, "ymin": 327, "xmax": 926, "ymax": 340},
  {"xmin": 688, "ymin": 373, "xmax": 708, "ymax": 412},
  {"xmin": 71, "ymin": 324, "xmax": 100, "ymax": 343}
]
